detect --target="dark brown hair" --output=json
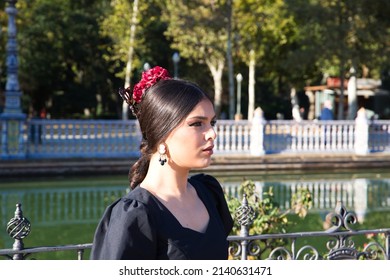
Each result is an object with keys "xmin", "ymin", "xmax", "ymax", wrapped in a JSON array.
[{"xmin": 129, "ymin": 79, "xmax": 211, "ymax": 189}]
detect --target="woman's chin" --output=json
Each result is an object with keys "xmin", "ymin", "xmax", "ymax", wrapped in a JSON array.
[{"xmin": 194, "ymin": 159, "xmax": 212, "ymax": 169}]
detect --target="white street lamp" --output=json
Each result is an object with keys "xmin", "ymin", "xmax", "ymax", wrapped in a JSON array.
[
  {"xmin": 143, "ymin": 62, "xmax": 151, "ymax": 71},
  {"xmin": 172, "ymin": 52, "xmax": 180, "ymax": 79},
  {"xmin": 235, "ymin": 73, "xmax": 243, "ymax": 120}
]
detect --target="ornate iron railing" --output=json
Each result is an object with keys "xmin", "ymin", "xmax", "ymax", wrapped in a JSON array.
[
  {"xmin": 1, "ymin": 200, "xmax": 389, "ymax": 260},
  {"xmin": 228, "ymin": 196, "xmax": 390, "ymax": 260},
  {"xmin": 0, "ymin": 203, "xmax": 92, "ymax": 260}
]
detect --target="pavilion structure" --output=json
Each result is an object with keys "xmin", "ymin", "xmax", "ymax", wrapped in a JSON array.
[{"xmin": 304, "ymin": 76, "xmax": 389, "ymax": 120}]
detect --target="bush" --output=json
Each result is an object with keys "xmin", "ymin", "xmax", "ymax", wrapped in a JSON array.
[{"xmin": 227, "ymin": 179, "xmax": 313, "ymax": 259}]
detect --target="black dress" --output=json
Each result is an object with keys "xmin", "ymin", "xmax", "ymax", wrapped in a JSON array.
[{"xmin": 90, "ymin": 173, "xmax": 233, "ymax": 260}]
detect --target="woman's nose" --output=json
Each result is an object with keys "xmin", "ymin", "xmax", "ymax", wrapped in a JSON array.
[{"xmin": 206, "ymin": 126, "xmax": 217, "ymax": 140}]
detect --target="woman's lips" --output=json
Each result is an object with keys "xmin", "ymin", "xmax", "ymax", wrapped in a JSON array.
[{"xmin": 203, "ymin": 145, "xmax": 214, "ymax": 155}]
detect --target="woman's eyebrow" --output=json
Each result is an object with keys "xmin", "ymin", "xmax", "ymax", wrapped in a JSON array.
[{"xmin": 187, "ymin": 115, "xmax": 217, "ymax": 121}]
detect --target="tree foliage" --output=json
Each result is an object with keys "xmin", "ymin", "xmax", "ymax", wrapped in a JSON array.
[
  {"xmin": 161, "ymin": 0, "xmax": 229, "ymax": 116},
  {"xmin": 233, "ymin": 0, "xmax": 303, "ymax": 118},
  {"xmin": 16, "ymin": 0, "xmax": 115, "ymax": 118},
  {"xmin": 285, "ymin": 0, "xmax": 390, "ymax": 118},
  {"xmin": 0, "ymin": 0, "xmax": 388, "ymax": 119}
]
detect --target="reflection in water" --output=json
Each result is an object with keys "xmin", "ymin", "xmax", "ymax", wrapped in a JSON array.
[
  {"xmin": 0, "ymin": 186, "xmax": 127, "ymax": 228},
  {"xmin": 223, "ymin": 177, "xmax": 390, "ymax": 222},
  {"xmin": 1, "ymin": 172, "xmax": 390, "ymax": 227}
]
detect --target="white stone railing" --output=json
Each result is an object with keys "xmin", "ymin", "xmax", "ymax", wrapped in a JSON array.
[
  {"xmin": 369, "ymin": 120, "xmax": 390, "ymax": 152},
  {"xmin": 24, "ymin": 119, "xmax": 141, "ymax": 158},
  {"xmin": 247, "ymin": 108, "xmax": 390, "ymax": 155},
  {"xmin": 1, "ymin": 113, "xmax": 389, "ymax": 159},
  {"xmin": 214, "ymin": 120, "xmax": 251, "ymax": 154},
  {"xmin": 260, "ymin": 120, "xmax": 356, "ymax": 154}
]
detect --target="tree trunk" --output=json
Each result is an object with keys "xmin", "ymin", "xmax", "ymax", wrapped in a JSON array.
[
  {"xmin": 248, "ymin": 50, "xmax": 256, "ymax": 121},
  {"xmin": 226, "ymin": 0, "xmax": 235, "ymax": 119},
  {"xmin": 206, "ymin": 59, "xmax": 225, "ymax": 118},
  {"xmin": 122, "ymin": 0, "xmax": 139, "ymax": 120}
]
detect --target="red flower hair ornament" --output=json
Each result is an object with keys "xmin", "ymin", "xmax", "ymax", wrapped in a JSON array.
[{"xmin": 119, "ymin": 66, "xmax": 171, "ymax": 116}]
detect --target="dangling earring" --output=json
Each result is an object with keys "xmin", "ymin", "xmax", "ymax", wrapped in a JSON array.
[{"xmin": 158, "ymin": 144, "xmax": 167, "ymax": 166}]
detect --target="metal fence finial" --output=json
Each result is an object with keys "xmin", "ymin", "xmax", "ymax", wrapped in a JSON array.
[
  {"xmin": 235, "ymin": 193, "xmax": 256, "ymax": 228},
  {"xmin": 6, "ymin": 203, "xmax": 31, "ymax": 259},
  {"xmin": 234, "ymin": 193, "xmax": 256, "ymax": 259}
]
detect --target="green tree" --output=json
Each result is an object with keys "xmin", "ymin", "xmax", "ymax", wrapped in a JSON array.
[
  {"xmin": 285, "ymin": 0, "xmax": 390, "ymax": 119},
  {"xmin": 233, "ymin": 0, "xmax": 302, "ymax": 119},
  {"xmin": 101, "ymin": 0, "xmax": 173, "ymax": 119},
  {"xmin": 17, "ymin": 0, "xmax": 115, "ymax": 118},
  {"xmin": 161, "ymin": 0, "xmax": 229, "ymax": 117},
  {"xmin": 2, "ymin": 1, "xmax": 387, "ymax": 120}
]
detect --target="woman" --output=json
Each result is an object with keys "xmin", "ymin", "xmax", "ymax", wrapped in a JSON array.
[{"xmin": 90, "ymin": 66, "xmax": 233, "ymax": 260}]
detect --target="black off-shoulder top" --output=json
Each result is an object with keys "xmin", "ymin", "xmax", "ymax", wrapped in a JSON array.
[{"xmin": 90, "ymin": 173, "xmax": 233, "ymax": 260}]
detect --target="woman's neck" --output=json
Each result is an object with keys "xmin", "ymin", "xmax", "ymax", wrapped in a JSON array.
[{"xmin": 140, "ymin": 156, "xmax": 190, "ymax": 197}]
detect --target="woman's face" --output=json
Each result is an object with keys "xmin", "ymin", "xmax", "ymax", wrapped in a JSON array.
[{"xmin": 164, "ymin": 98, "xmax": 217, "ymax": 170}]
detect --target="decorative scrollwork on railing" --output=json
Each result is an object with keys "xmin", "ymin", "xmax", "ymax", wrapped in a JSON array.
[
  {"xmin": 361, "ymin": 241, "xmax": 387, "ymax": 260},
  {"xmin": 325, "ymin": 201, "xmax": 358, "ymax": 233},
  {"xmin": 326, "ymin": 235, "xmax": 358, "ymax": 260},
  {"xmin": 328, "ymin": 247, "xmax": 359, "ymax": 260},
  {"xmin": 247, "ymin": 240, "xmax": 262, "ymax": 257},
  {"xmin": 2, "ymin": 200, "xmax": 389, "ymax": 260},
  {"xmin": 326, "ymin": 237, "xmax": 340, "ymax": 251},
  {"xmin": 267, "ymin": 244, "xmax": 319, "ymax": 260},
  {"xmin": 295, "ymin": 245, "xmax": 319, "ymax": 260},
  {"xmin": 327, "ymin": 237, "xmax": 356, "ymax": 251},
  {"xmin": 228, "ymin": 241, "xmax": 242, "ymax": 258},
  {"xmin": 325, "ymin": 236, "xmax": 386, "ymax": 260},
  {"xmin": 267, "ymin": 247, "xmax": 293, "ymax": 260},
  {"xmin": 228, "ymin": 240, "xmax": 263, "ymax": 259}
]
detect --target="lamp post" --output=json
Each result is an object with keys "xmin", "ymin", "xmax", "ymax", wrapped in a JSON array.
[
  {"xmin": 172, "ymin": 52, "xmax": 180, "ymax": 79},
  {"xmin": 143, "ymin": 62, "xmax": 151, "ymax": 72},
  {"xmin": 348, "ymin": 65, "xmax": 358, "ymax": 120},
  {"xmin": 1, "ymin": 0, "xmax": 26, "ymax": 159},
  {"xmin": 235, "ymin": 73, "xmax": 243, "ymax": 120}
]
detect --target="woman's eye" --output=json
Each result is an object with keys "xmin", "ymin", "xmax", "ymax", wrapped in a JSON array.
[
  {"xmin": 211, "ymin": 120, "xmax": 217, "ymax": 127},
  {"xmin": 189, "ymin": 122, "xmax": 202, "ymax": 127}
]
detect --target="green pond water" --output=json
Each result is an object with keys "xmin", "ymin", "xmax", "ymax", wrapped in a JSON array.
[{"xmin": 1, "ymin": 169, "xmax": 390, "ymax": 259}]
